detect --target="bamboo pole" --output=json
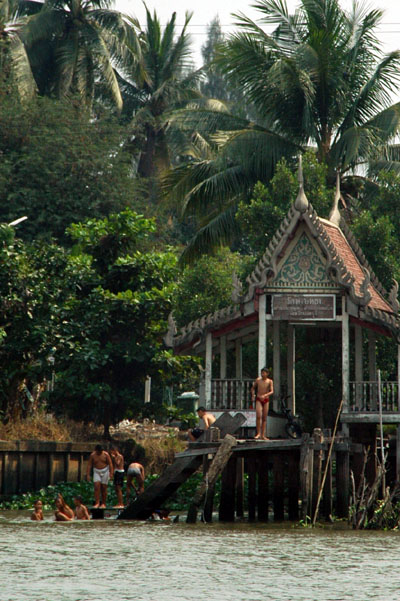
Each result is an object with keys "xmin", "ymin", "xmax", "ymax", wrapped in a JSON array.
[{"xmin": 312, "ymin": 399, "xmax": 344, "ymax": 526}]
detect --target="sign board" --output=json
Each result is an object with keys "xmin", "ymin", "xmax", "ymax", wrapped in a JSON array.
[{"xmin": 272, "ymin": 294, "xmax": 336, "ymax": 321}]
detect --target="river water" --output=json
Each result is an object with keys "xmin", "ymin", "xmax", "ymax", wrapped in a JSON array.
[{"xmin": 1, "ymin": 512, "xmax": 400, "ymax": 601}]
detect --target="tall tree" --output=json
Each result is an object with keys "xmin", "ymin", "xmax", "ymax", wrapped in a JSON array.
[
  {"xmin": 166, "ymin": 0, "xmax": 400, "ymax": 261},
  {"xmin": 23, "ymin": 0, "xmax": 130, "ymax": 109},
  {"xmin": 0, "ymin": 0, "xmax": 36, "ymax": 98},
  {"xmin": 116, "ymin": 8, "xmax": 201, "ymax": 179},
  {"xmin": 200, "ymin": 16, "xmax": 227, "ymax": 101}
]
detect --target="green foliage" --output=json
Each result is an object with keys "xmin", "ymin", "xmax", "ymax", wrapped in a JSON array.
[
  {"xmin": 172, "ymin": 247, "xmax": 253, "ymax": 326},
  {"xmin": 0, "ymin": 93, "xmax": 137, "ymax": 244},
  {"xmin": 236, "ymin": 153, "xmax": 333, "ymax": 257},
  {"xmin": 48, "ymin": 210, "xmax": 198, "ymax": 435},
  {"xmin": 0, "ymin": 233, "xmax": 68, "ymax": 419},
  {"xmin": 163, "ymin": 404, "xmax": 198, "ymax": 429},
  {"xmin": 23, "ymin": 0, "xmax": 129, "ymax": 109}
]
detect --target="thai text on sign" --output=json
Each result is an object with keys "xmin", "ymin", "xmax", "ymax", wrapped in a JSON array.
[{"xmin": 272, "ymin": 294, "xmax": 335, "ymax": 320}]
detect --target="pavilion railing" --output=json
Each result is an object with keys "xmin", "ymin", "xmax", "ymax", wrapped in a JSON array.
[
  {"xmin": 349, "ymin": 381, "xmax": 400, "ymax": 412},
  {"xmin": 211, "ymin": 379, "xmax": 254, "ymax": 411}
]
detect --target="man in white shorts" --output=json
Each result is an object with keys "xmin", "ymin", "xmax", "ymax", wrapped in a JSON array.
[{"xmin": 86, "ymin": 444, "xmax": 114, "ymax": 508}]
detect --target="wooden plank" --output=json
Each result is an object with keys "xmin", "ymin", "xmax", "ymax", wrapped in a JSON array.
[
  {"xmin": 257, "ymin": 452, "xmax": 269, "ymax": 522},
  {"xmin": 273, "ymin": 453, "xmax": 285, "ymax": 521},
  {"xmin": 187, "ymin": 435, "xmax": 237, "ymax": 523},
  {"xmin": 219, "ymin": 455, "xmax": 237, "ymax": 522},
  {"xmin": 118, "ymin": 454, "xmax": 203, "ymax": 520}
]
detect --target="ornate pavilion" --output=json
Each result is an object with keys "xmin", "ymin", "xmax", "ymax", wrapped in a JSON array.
[{"xmin": 168, "ymin": 164, "xmax": 400, "ymax": 441}]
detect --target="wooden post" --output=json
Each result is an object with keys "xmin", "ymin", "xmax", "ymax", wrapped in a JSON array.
[
  {"xmin": 396, "ymin": 425, "xmax": 400, "ymax": 482},
  {"xmin": 203, "ymin": 483, "xmax": 215, "ymax": 523},
  {"xmin": 219, "ymin": 455, "xmax": 237, "ymax": 522},
  {"xmin": 336, "ymin": 448, "xmax": 350, "ymax": 518},
  {"xmin": 288, "ymin": 451, "xmax": 299, "ymax": 520},
  {"xmin": 299, "ymin": 436, "xmax": 313, "ymax": 521},
  {"xmin": 273, "ymin": 321, "xmax": 280, "ymax": 411},
  {"xmin": 186, "ymin": 434, "xmax": 237, "ymax": 523},
  {"xmin": 398, "ymin": 344, "xmax": 400, "ymax": 409},
  {"xmin": 311, "ymin": 429, "xmax": 324, "ymax": 518},
  {"xmin": 64, "ymin": 452, "xmax": 70, "ymax": 482},
  {"xmin": 34, "ymin": 452, "xmax": 40, "ymax": 490},
  {"xmin": 342, "ymin": 297, "xmax": 350, "ymax": 411},
  {"xmin": 235, "ymin": 457, "xmax": 244, "ymax": 518},
  {"xmin": 220, "ymin": 335, "xmax": 227, "ymax": 406},
  {"xmin": 273, "ymin": 453, "xmax": 285, "ymax": 521},
  {"xmin": 368, "ymin": 331, "xmax": 377, "ymax": 410},
  {"xmin": 287, "ymin": 324, "xmax": 296, "ymax": 414},
  {"xmin": 258, "ymin": 294, "xmax": 267, "ymax": 374},
  {"xmin": 205, "ymin": 332, "xmax": 212, "ymax": 409},
  {"xmin": 322, "ymin": 454, "xmax": 333, "ymax": 520},
  {"xmin": 17, "ymin": 452, "xmax": 23, "ymax": 493},
  {"xmin": 78, "ymin": 453, "xmax": 84, "ymax": 481},
  {"xmin": 257, "ymin": 452, "xmax": 269, "ymax": 522},
  {"xmin": 355, "ymin": 325, "xmax": 363, "ymax": 408},
  {"xmin": 247, "ymin": 453, "xmax": 257, "ymax": 522},
  {"xmin": 48, "ymin": 453, "xmax": 55, "ymax": 485}
]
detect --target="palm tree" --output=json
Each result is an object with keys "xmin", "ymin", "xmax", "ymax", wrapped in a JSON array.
[
  {"xmin": 115, "ymin": 7, "xmax": 201, "ymax": 179},
  {"xmin": 0, "ymin": 0, "xmax": 37, "ymax": 99},
  {"xmin": 22, "ymin": 0, "xmax": 131, "ymax": 109},
  {"xmin": 166, "ymin": 0, "xmax": 400, "ymax": 261}
]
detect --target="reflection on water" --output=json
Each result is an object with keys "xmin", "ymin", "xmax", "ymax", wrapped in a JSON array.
[{"xmin": 1, "ymin": 511, "xmax": 400, "ymax": 601}]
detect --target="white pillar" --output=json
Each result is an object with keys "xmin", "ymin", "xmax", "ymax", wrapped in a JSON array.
[
  {"xmin": 220, "ymin": 335, "xmax": 227, "ymax": 406},
  {"xmin": 287, "ymin": 324, "xmax": 296, "ymax": 414},
  {"xmin": 355, "ymin": 325, "xmax": 363, "ymax": 408},
  {"xmin": 258, "ymin": 294, "xmax": 267, "ymax": 374},
  {"xmin": 220, "ymin": 335, "xmax": 227, "ymax": 379},
  {"xmin": 368, "ymin": 330, "xmax": 377, "ymax": 410},
  {"xmin": 235, "ymin": 338, "xmax": 242, "ymax": 379},
  {"xmin": 205, "ymin": 332, "xmax": 212, "ymax": 409},
  {"xmin": 342, "ymin": 297, "xmax": 350, "ymax": 410},
  {"xmin": 273, "ymin": 320, "xmax": 280, "ymax": 412}
]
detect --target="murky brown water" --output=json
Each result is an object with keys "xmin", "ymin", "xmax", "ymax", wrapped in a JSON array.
[{"xmin": 1, "ymin": 511, "xmax": 400, "ymax": 601}]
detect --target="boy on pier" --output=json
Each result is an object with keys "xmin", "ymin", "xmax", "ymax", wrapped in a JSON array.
[
  {"xmin": 110, "ymin": 446, "xmax": 125, "ymax": 508},
  {"xmin": 86, "ymin": 444, "xmax": 114, "ymax": 508},
  {"xmin": 251, "ymin": 367, "xmax": 274, "ymax": 440}
]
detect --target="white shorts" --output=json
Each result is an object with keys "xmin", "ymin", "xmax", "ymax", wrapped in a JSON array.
[{"xmin": 93, "ymin": 466, "xmax": 110, "ymax": 485}]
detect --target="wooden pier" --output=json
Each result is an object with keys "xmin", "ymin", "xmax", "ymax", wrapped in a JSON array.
[{"xmin": 119, "ymin": 427, "xmax": 362, "ymax": 522}]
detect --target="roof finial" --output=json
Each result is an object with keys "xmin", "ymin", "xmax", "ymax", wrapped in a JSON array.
[
  {"xmin": 294, "ymin": 154, "xmax": 309, "ymax": 213},
  {"xmin": 329, "ymin": 171, "xmax": 341, "ymax": 226}
]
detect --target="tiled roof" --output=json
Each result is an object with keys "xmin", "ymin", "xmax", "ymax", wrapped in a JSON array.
[{"xmin": 322, "ymin": 221, "xmax": 393, "ymax": 314}]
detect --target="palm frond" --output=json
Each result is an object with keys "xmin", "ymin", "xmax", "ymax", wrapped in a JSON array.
[{"xmin": 179, "ymin": 205, "xmax": 239, "ymax": 265}]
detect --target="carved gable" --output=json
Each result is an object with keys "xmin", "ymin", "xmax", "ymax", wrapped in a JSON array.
[{"xmin": 271, "ymin": 231, "xmax": 335, "ymax": 290}]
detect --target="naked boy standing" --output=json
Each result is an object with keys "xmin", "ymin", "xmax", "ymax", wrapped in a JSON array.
[{"xmin": 251, "ymin": 368, "xmax": 274, "ymax": 440}]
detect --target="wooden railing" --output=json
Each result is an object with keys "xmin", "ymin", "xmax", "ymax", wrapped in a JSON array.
[
  {"xmin": 211, "ymin": 379, "xmax": 254, "ymax": 410},
  {"xmin": 349, "ymin": 381, "xmax": 400, "ymax": 412}
]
